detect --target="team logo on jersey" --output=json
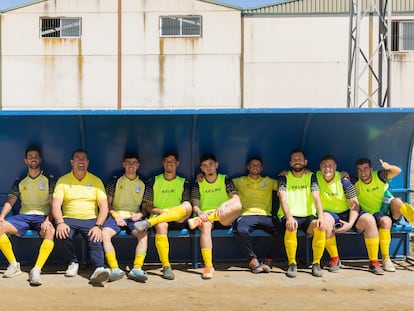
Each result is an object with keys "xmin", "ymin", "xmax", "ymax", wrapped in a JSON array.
[
  {"xmin": 135, "ymin": 186, "xmax": 142, "ymax": 193},
  {"xmin": 87, "ymin": 183, "xmax": 92, "ymax": 190},
  {"xmin": 260, "ymin": 182, "xmax": 267, "ymax": 188},
  {"xmin": 39, "ymin": 183, "xmax": 45, "ymax": 190}
]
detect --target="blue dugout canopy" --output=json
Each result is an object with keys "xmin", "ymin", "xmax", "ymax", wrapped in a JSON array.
[{"xmin": 0, "ymin": 108, "xmax": 413, "ymax": 201}]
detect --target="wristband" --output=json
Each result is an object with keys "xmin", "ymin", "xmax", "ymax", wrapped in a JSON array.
[
  {"xmin": 56, "ymin": 221, "xmax": 65, "ymax": 226},
  {"xmin": 94, "ymin": 224, "xmax": 103, "ymax": 229}
]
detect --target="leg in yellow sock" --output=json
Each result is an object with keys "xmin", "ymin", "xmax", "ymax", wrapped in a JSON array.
[
  {"xmin": 201, "ymin": 248, "xmax": 214, "ymax": 279},
  {"xmin": 364, "ymin": 237, "xmax": 380, "ymax": 261},
  {"xmin": 34, "ymin": 239, "xmax": 54, "ymax": 269},
  {"xmin": 400, "ymin": 203, "xmax": 414, "ymax": 224},
  {"xmin": 312, "ymin": 228, "xmax": 326, "ymax": 264},
  {"xmin": 133, "ymin": 252, "xmax": 146, "ymax": 269},
  {"xmin": 207, "ymin": 212, "xmax": 220, "ymax": 222},
  {"xmin": 105, "ymin": 252, "xmax": 119, "ymax": 270},
  {"xmin": 0, "ymin": 234, "xmax": 17, "ymax": 263},
  {"xmin": 325, "ymin": 236, "xmax": 338, "ymax": 259},
  {"xmin": 149, "ymin": 205, "xmax": 187, "ymax": 227},
  {"xmin": 378, "ymin": 228, "xmax": 391, "ymax": 260},
  {"xmin": 155, "ymin": 234, "xmax": 170, "ymax": 267},
  {"xmin": 284, "ymin": 230, "xmax": 297, "ymax": 265}
]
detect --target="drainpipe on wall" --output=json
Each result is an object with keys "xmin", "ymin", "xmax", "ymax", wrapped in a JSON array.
[{"xmin": 117, "ymin": 0, "xmax": 122, "ymax": 110}]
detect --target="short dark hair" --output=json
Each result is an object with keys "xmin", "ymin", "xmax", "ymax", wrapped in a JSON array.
[
  {"xmin": 200, "ymin": 153, "xmax": 216, "ymax": 164},
  {"xmin": 163, "ymin": 150, "xmax": 179, "ymax": 161},
  {"xmin": 71, "ymin": 148, "xmax": 88, "ymax": 160},
  {"xmin": 247, "ymin": 156, "xmax": 262, "ymax": 165},
  {"xmin": 124, "ymin": 152, "xmax": 139, "ymax": 162},
  {"xmin": 320, "ymin": 155, "xmax": 336, "ymax": 163},
  {"xmin": 25, "ymin": 145, "xmax": 41, "ymax": 158},
  {"xmin": 356, "ymin": 158, "xmax": 371, "ymax": 167},
  {"xmin": 290, "ymin": 148, "xmax": 306, "ymax": 159}
]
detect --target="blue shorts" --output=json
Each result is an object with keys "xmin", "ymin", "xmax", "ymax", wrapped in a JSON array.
[
  {"xmin": 282, "ymin": 215, "xmax": 316, "ymax": 233},
  {"xmin": 324, "ymin": 210, "xmax": 364, "ymax": 231},
  {"xmin": 6, "ymin": 214, "xmax": 46, "ymax": 236},
  {"xmin": 103, "ymin": 217, "xmax": 138, "ymax": 235},
  {"xmin": 372, "ymin": 211, "xmax": 391, "ymax": 227}
]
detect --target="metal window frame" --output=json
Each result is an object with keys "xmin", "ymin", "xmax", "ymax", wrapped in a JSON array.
[
  {"xmin": 40, "ymin": 17, "xmax": 82, "ymax": 39},
  {"xmin": 399, "ymin": 21, "xmax": 414, "ymax": 51},
  {"xmin": 159, "ymin": 15, "xmax": 202, "ymax": 38}
]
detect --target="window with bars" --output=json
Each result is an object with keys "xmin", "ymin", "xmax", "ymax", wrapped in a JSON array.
[
  {"xmin": 159, "ymin": 16, "xmax": 202, "ymax": 37},
  {"xmin": 392, "ymin": 21, "xmax": 414, "ymax": 51},
  {"xmin": 40, "ymin": 17, "xmax": 81, "ymax": 38}
]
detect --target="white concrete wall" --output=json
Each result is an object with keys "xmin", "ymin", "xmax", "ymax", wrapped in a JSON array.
[{"xmin": 1, "ymin": 0, "xmax": 241, "ymax": 110}]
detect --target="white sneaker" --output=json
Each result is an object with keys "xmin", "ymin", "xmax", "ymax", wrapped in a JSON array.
[
  {"xmin": 3, "ymin": 262, "xmax": 21, "ymax": 278},
  {"xmin": 29, "ymin": 267, "xmax": 42, "ymax": 286},
  {"xmin": 90, "ymin": 267, "xmax": 110, "ymax": 284},
  {"xmin": 382, "ymin": 258, "xmax": 396, "ymax": 272},
  {"xmin": 65, "ymin": 262, "xmax": 79, "ymax": 277}
]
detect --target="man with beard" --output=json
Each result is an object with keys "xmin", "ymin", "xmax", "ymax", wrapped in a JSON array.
[
  {"xmin": 353, "ymin": 158, "xmax": 414, "ymax": 272},
  {"xmin": 52, "ymin": 149, "xmax": 110, "ymax": 285},
  {"xmin": 0, "ymin": 146, "xmax": 56, "ymax": 286},
  {"xmin": 134, "ymin": 151, "xmax": 193, "ymax": 281},
  {"xmin": 232, "ymin": 156, "xmax": 280, "ymax": 274},
  {"xmin": 188, "ymin": 153, "xmax": 242, "ymax": 280},
  {"xmin": 277, "ymin": 149, "xmax": 326, "ymax": 278},
  {"xmin": 317, "ymin": 155, "xmax": 384, "ymax": 275}
]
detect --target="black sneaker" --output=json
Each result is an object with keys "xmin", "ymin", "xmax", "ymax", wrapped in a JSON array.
[
  {"xmin": 368, "ymin": 262, "xmax": 385, "ymax": 275},
  {"xmin": 261, "ymin": 261, "xmax": 272, "ymax": 273}
]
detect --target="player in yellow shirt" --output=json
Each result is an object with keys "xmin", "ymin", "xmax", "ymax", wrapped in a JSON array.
[
  {"xmin": 0, "ymin": 146, "xmax": 55, "ymax": 286},
  {"xmin": 354, "ymin": 158, "xmax": 414, "ymax": 272},
  {"xmin": 102, "ymin": 153, "xmax": 148, "ymax": 282},
  {"xmin": 278, "ymin": 149, "xmax": 326, "ymax": 278},
  {"xmin": 52, "ymin": 149, "xmax": 110, "ymax": 285},
  {"xmin": 188, "ymin": 153, "xmax": 242, "ymax": 279},
  {"xmin": 232, "ymin": 156, "xmax": 279, "ymax": 273}
]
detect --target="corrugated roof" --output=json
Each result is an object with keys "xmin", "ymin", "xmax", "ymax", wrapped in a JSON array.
[
  {"xmin": 0, "ymin": 0, "xmax": 44, "ymax": 13},
  {"xmin": 242, "ymin": 0, "xmax": 414, "ymax": 14},
  {"xmin": 203, "ymin": 0, "xmax": 286, "ymax": 9}
]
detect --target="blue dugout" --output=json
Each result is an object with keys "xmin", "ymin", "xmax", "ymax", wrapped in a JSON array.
[{"xmin": 0, "ymin": 108, "xmax": 413, "ymax": 265}]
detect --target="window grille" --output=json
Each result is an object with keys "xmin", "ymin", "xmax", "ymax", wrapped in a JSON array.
[
  {"xmin": 160, "ymin": 16, "xmax": 202, "ymax": 37},
  {"xmin": 40, "ymin": 17, "xmax": 81, "ymax": 38},
  {"xmin": 392, "ymin": 21, "xmax": 414, "ymax": 51}
]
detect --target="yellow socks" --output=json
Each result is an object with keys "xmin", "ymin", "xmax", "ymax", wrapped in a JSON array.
[
  {"xmin": 0, "ymin": 234, "xmax": 16, "ymax": 263},
  {"xmin": 325, "ymin": 236, "xmax": 339, "ymax": 258},
  {"xmin": 400, "ymin": 203, "xmax": 414, "ymax": 224},
  {"xmin": 149, "ymin": 205, "xmax": 187, "ymax": 227},
  {"xmin": 201, "ymin": 248, "xmax": 213, "ymax": 267},
  {"xmin": 207, "ymin": 212, "xmax": 220, "ymax": 222},
  {"xmin": 133, "ymin": 252, "xmax": 147, "ymax": 269},
  {"xmin": 155, "ymin": 234, "xmax": 170, "ymax": 267},
  {"xmin": 105, "ymin": 252, "xmax": 119, "ymax": 269},
  {"xmin": 284, "ymin": 230, "xmax": 297, "ymax": 265},
  {"xmin": 312, "ymin": 228, "xmax": 326, "ymax": 264},
  {"xmin": 379, "ymin": 228, "xmax": 391, "ymax": 260},
  {"xmin": 364, "ymin": 237, "xmax": 380, "ymax": 261},
  {"xmin": 34, "ymin": 239, "xmax": 54, "ymax": 269}
]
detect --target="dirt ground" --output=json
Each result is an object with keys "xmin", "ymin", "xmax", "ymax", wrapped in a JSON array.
[{"xmin": 1, "ymin": 243, "xmax": 414, "ymax": 311}]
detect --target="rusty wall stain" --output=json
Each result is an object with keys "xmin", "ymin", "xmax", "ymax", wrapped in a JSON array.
[{"xmin": 159, "ymin": 38, "xmax": 164, "ymax": 98}]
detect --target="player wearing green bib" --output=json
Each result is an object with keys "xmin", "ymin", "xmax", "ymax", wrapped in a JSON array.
[
  {"xmin": 189, "ymin": 153, "xmax": 241, "ymax": 279},
  {"xmin": 278, "ymin": 149, "xmax": 326, "ymax": 278},
  {"xmin": 134, "ymin": 151, "xmax": 192, "ymax": 280},
  {"xmin": 317, "ymin": 155, "xmax": 383, "ymax": 275},
  {"xmin": 354, "ymin": 158, "xmax": 414, "ymax": 272}
]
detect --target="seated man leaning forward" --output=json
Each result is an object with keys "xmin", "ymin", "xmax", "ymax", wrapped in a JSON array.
[
  {"xmin": 232, "ymin": 156, "xmax": 280, "ymax": 274},
  {"xmin": 188, "ymin": 153, "xmax": 242, "ymax": 280},
  {"xmin": 102, "ymin": 152, "xmax": 148, "ymax": 283},
  {"xmin": 134, "ymin": 151, "xmax": 193, "ymax": 281},
  {"xmin": 317, "ymin": 155, "xmax": 384, "ymax": 275},
  {"xmin": 52, "ymin": 149, "xmax": 110, "ymax": 285}
]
